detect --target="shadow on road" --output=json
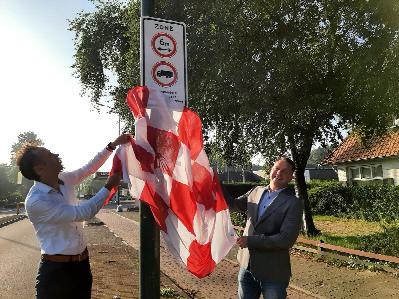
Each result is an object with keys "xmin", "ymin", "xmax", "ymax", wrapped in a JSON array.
[{"xmin": 0, "ymin": 236, "xmax": 40, "ymax": 251}]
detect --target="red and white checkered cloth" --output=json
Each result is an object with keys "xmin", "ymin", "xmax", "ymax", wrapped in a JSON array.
[{"xmin": 107, "ymin": 86, "xmax": 237, "ymax": 278}]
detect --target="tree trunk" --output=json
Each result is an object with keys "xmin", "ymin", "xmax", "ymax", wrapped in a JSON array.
[
  {"xmin": 294, "ymin": 164, "xmax": 320, "ymax": 236},
  {"xmin": 290, "ymin": 137, "xmax": 320, "ymax": 237}
]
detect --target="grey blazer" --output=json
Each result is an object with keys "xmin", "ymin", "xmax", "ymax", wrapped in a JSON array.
[{"xmin": 231, "ymin": 186, "xmax": 303, "ymax": 283}]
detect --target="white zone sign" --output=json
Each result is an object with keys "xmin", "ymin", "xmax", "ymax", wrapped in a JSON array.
[{"xmin": 141, "ymin": 17, "xmax": 187, "ymax": 107}]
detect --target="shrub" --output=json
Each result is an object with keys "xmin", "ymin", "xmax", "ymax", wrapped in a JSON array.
[
  {"xmin": 222, "ymin": 183, "xmax": 258, "ymax": 198},
  {"xmin": 6, "ymin": 192, "xmax": 23, "ymax": 204},
  {"xmin": 359, "ymin": 223, "xmax": 399, "ymax": 257},
  {"xmin": 308, "ymin": 182, "xmax": 352, "ymax": 216},
  {"xmin": 230, "ymin": 211, "xmax": 246, "ymax": 228},
  {"xmin": 308, "ymin": 182, "xmax": 399, "ymax": 221}
]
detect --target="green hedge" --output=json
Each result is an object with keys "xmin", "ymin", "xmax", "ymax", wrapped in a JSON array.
[
  {"xmin": 308, "ymin": 182, "xmax": 399, "ymax": 221},
  {"xmin": 359, "ymin": 223, "xmax": 399, "ymax": 256},
  {"xmin": 221, "ymin": 183, "xmax": 258, "ymax": 198}
]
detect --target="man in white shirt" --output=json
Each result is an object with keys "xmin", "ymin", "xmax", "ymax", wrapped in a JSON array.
[{"xmin": 16, "ymin": 133, "xmax": 131, "ymax": 299}]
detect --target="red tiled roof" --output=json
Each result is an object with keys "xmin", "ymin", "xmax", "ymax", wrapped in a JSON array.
[{"xmin": 324, "ymin": 130, "xmax": 399, "ymax": 164}]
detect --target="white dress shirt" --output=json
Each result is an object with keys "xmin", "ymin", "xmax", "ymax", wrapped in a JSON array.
[{"xmin": 25, "ymin": 148, "xmax": 112, "ymax": 255}]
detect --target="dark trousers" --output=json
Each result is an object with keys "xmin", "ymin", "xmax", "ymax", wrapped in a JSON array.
[{"xmin": 36, "ymin": 258, "xmax": 92, "ymax": 299}]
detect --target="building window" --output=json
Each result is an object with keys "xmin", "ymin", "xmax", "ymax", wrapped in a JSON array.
[
  {"xmin": 351, "ymin": 168, "xmax": 361, "ymax": 179},
  {"xmin": 372, "ymin": 165, "xmax": 383, "ymax": 177},
  {"xmin": 350, "ymin": 164, "xmax": 383, "ymax": 180},
  {"xmin": 361, "ymin": 167, "xmax": 372, "ymax": 179}
]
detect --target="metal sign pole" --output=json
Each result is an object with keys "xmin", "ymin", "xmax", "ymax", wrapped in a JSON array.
[{"xmin": 140, "ymin": 3, "xmax": 160, "ymax": 299}]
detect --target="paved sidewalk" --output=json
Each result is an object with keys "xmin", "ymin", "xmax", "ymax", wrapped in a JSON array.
[{"xmin": 97, "ymin": 209, "xmax": 315, "ymax": 299}]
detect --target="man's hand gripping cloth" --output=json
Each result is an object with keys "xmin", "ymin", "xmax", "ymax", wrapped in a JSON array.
[{"xmin": 106, "ymin": 86, "xmax": 237, "ymax": 278}]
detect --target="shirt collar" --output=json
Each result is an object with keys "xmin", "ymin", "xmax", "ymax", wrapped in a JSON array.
[
  {"xmin": 34, "ymin": 179, "xmax": 64, "ymax": 193},
  {"xmin": 267, "ymin": 186, "xmax": 285, "ymax": 194}
]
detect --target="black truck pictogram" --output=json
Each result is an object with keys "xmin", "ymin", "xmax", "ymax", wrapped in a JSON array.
[{"xmin": 157, "ymin": 70, "xmax": 174, "ymax": 78}]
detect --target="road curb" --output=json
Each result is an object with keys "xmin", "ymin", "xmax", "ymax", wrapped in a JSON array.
[{"xmin": 0, "ymin": 215, "xmax": 27, "ymax": 228}]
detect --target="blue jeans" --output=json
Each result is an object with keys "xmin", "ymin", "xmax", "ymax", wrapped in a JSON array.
[{"xmin": 238, "ymin": 267, "xmax": 288, "ymax": 299}]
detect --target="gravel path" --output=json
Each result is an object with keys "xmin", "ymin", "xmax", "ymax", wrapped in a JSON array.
[
  {"xmin": 97, "ymin": 209, "xmax": 315, "ymax": 299},
  {"xmin": 112, "ymin": 209, "xmax": 399, "ymax": 298}
]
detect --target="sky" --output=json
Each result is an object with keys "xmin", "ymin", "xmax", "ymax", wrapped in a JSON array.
[{"xmin": 0, "ymin": 0, "xmax": 123, "ymax": 171}]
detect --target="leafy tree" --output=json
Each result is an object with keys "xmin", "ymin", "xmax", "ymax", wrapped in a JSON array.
[
  {"xmin": 10, "ymin": 131, "xmax": 44, "ymax": 165},
  {"xmin": 77, "ymin": 175, "xmax": 104, "ymax": 197},
  {"xmin": 307, "ymin": 146, "xmax": 333, "ymax": 166},
  {"xmin": 9, "ymin": 131, "xmax": 44, "ymax": 195},
  {"xmin": 70, "ymin": 1, "xmax": 399, "ymax": 236},
  {"xmin": 0, "ymin": 164, "xmax": 18, "ymax": 203}
]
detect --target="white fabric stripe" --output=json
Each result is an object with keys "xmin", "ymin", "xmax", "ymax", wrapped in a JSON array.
[
  {"xmin": 163, "ymin": 211, "xmax": 196, "ymax": 265},
  {"xmin": 171, "ymin": 144, "xmax": 192, "ymax": 186},
  {"xmin": 192, "ymin": 203, "xmax": 216, "ymax": 245},
  {"xmin": 211, "ymin": 209, "xmax": 237, "ymax": 263},
  {"xmin": 134, "ymin": 117, "xmax": 154, "ymax": 156}
]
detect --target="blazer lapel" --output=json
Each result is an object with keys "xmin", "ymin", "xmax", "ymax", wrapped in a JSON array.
[
  {"xmin": 255, "ymin": 190, "xmax": 290, "ymax": 227},
  {"xmin": 250, "ymin": 187, "xmax": 267, "ymax": 226}
]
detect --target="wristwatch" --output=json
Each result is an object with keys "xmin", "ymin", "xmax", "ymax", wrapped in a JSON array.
[{"xmin": 106, "ymin": 142, "xmax": 116, "ymax": 151}]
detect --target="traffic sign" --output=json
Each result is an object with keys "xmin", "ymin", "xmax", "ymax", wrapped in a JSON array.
[
  {"xmin": 151, "ymin": 61, "xmax": 178, "ymax": 87},
  {"xmin": 141, "ymin": 17, "xmax": 187, "ymax": 108},
  {"xmin": 151, "ymin": 32, "xmax": 177, "ymax": 58}
]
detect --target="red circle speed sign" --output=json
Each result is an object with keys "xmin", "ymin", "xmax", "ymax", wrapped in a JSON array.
[{"xmin": 151, "ymin": 32, "xmax": 177, "ymax": 58}]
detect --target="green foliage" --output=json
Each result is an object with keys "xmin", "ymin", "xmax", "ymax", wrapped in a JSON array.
[
  {"xmin": 70, "ymin": 1, "xmax": 399, "ymax": 235},
  {"xmin": 359, "ymin": 223, "xmax": 399, "ymax": 257},
  {"xmin": 10, "ymin": 131, "xmax": 44, "ymax": 163},
  {"xmin": 9, "ymin": 131, "xmax": 44, "ymax": 191},
  {"xmin": 69, "ymin": 0, "xmax": 141, "ymax": 128},
  {"xmin": 160, "ymin": 287, "xmax": 183, "ymax": 299},
  {"xmin": 308, "ymin": 183, "xmax": 399, "ymax": 221},
  {"xmin": 314, "ymin": 221, "xmax": 399, "ymax": 257},
  {"xmin": 308, "ymin": 146, "xmax": 333, "ymax": 165},
  {"xmin": 0, "ymin": 164, "xmax": 18, "ymax": 201},
  {"xmin": 230, "ymin": 211, "xmax": 246, "ymax": 228},
  {"xmin": 222, "ymin": 183, "xmax": 258, "ymax": 198}
]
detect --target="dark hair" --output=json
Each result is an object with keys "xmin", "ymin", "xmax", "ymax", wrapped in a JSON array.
[
  {"xmin": 15, "ymin": 144, "xmax": 42, "ymax": 181},
  {"xmin": 278, "ymin": 157, "xmax": 296, "ymax": 173}
]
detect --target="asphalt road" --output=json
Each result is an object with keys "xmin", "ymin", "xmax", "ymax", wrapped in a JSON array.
[{"xmin": 0, "ymin": 219, "xmax": 40, "ymax": 299}]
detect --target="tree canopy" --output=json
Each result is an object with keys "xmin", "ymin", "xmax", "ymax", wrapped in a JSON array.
[
  {"xmin": 10, "ymin": 131, "xmax": 44, "ymax": 164},
  {"xmin": 70, "ymin": 0, "xmax": 399, "ymax": 235},
  {"xmin": 8, "ymin": 131, "xmax": 44, "ymax": 196},
  {"xmin": 307, "ymin": 146, "xmax": 332, "ymax": 166}
]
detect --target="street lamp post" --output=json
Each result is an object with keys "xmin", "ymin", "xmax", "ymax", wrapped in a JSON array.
[{"xmin": 140, "ymin": 2, "xmax": 160, "ymax": 299}]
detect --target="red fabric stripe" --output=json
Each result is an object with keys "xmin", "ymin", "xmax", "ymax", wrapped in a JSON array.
[
  {"xmin": 177, "ymin": 108, "xmax": 203, "ymax": 160},
  {"xmin": 126, "ymin": 86, "xmax": 149, "ymax": 119},
  {"xmin": 169, "ymin": 180, "xmax": 197, "ymax": 235},
  {"xmin": 212, "ymin": 172, "xmax": 228, "ymax": 212},
  {"xmin": 139, "ymin": 181, "xmax": 169, "ymax": 232},
  {"xmin": 131, "ymin": 140, "xmax": 155, "ymax": 173},
  {"xmin": 102, "ymin": 153, "xmax": 122, "ymax": 206},
  {"xmin": 147, "ymin": 127, "xmax": 180, "ymax": 177},
  {"xmin": 191, "ymin": 162, "xmax": 214, "ymax": 210},
  {"xmin": 187, "ymin": 240, "xmax": 215, "ymax": 278}
]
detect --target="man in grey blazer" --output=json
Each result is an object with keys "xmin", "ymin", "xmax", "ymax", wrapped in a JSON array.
[{"xmin": 224, "ymin": 157, "xmax": 303, "ymax": 299}]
